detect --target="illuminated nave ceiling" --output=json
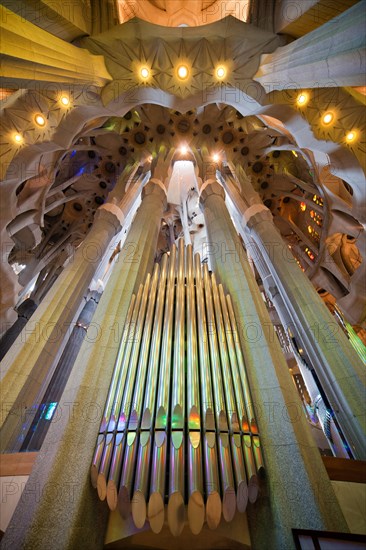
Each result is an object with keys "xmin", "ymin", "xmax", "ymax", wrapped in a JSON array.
[{"xmin": 0, "ymin": 5, "xmax": 365, "ymax": 333}]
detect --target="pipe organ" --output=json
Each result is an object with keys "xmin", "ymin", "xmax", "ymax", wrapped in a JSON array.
[{"xmin": 91, "ymin": 240, "xmax": 264, "ymax": 535}]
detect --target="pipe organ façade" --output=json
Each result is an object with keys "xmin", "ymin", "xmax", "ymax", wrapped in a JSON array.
[{"xmin": 91, "ymin": 239, "xmax": 264, "ymax": 536}]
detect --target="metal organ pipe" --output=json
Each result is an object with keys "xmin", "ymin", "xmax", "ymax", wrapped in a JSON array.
[
  {"xmin": 91, "ymin": 240, "xmax": 265, "ymax": 534},
  {"xmin": 194, "ymin": 252, "xmax": 221, "ymax": 530}
]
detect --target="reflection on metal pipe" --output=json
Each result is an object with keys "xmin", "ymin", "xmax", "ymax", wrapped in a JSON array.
[
  {"xmin": 131, "ymin": 431, "xmax": 151, "ymax": 528},
  {"xmin": 211, "ymin": 274, "xmax": 239, "ymax": 434},
  {"xmin": 91, "ymin": 241, "xmax": 264, "ymax": 533},
  {"xmin": 204, "ymin": 432, "xmax": 222, "ymax": 530},
  {"xmin": 156, "ymin": 246, "xmax": 176, "ymax": 429},
  {"xmin": 141, "ymin": 255, "xmax": 168, "ymax": 430},
  {"xmin": 194, "ymin": 253, "xmax": 215, "ymax": 431},
  {"xmin": 148, "ymin": 431, "xmax": 167, "ymax": 534},
  {"xmin": 171, "ymin": 239, "xmax": 185, "ymax": 430},
  {"xmin": 106, "ymin": 286, "xmax": 143, "ymax": 433},
  {"xmin": 168, "ymin": 431, "xmax": 185, "ymax": 536},
  {"xmin": 187, "ymin": 432, "xmax": 205, "ymax": 534},
  {"xmin": 90, "ymin": 291, "xmax": 139, "ymax": 488},
  {"xmin": 203, "ymin": 264, "xmax": 228, "ymax": 432},
  {"xmin": 226, "ymin": 294, "xmax": 258, "ymax": 434},
  {"xmin": 218, "ymin": 284, "xmax": 249, "ymax": 433}
]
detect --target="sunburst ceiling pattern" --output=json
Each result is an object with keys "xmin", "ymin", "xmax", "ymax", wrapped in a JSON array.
[{"xmin": 81, "ymin": 17, "xmax": 281, "ymax": 102}]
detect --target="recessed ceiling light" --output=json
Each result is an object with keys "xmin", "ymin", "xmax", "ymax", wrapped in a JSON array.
[
  {"xmin": 216, "ymin": 66, "xmax": 226, "ymax": 79},
  {"xmin": 177, "ymin": 65, "xmax": 189, "ymax": 80},
  {"xmin": 296, "ymin": 93, "xmax": 308, "ymax": 106},
  {"xmin": 60, "ymin": 95, "xmax": 70, "ymax": 106},
  {"xmin": 14, "ymin": 133, "xmax": 22, "ymax": 143},
  {"xmin": 140, "ymin": 67, "xmax": 150, "ymax": 79},
  {"xmin": 35, "ymin": 114, "xmax": 46, "ymax": 127},
  {"xmin": 180, "ymin": 145, "xmax": 188, "ymax": 154},
  {"xmin": 213, "ymin": 153, "xmax": 220, "ymax": 162},
  {"xmin": 346, "ymin": 131, "xmax": 356, "ymax": 142},
  {"xmin": 322, "ymin": 112, "xmax": 333, "ymax": 125}
]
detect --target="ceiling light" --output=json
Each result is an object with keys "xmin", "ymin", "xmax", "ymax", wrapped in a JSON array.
[
  {"xmin": 35, "ymin": 114, "xmax": 46, "ymax": 127},
  {"xmin": 322, "ymin": 112, "xmax": 333, "ymax": 125},
  {"xmin": 216, "ymin": 66, "xmax": 226, "ymax": 79},
  {"xmin": 296, "ymin": 93, "xmax": 308, "ymax": 106},
  {"xmin": 60, "ymin": 95, "xmax": 70, "ymax": 106},
  {"xmin": 14, "ymin": 133, "xmax": 22, "ymax": 143},
  {"xmin": 177, "ymin": 65, "xmax": 189, "ymax": 80},
  {"xmin": 180, "ymin": 145, "xmax": 188, "ymax": 154},
  {"xmin": 140, "ymin": 67, "xmax": 150, "ymax": 79},
  {"xmin": 346, "ymin": 131, "xmax": 356, "ymax": 142},
  {"xmin": 213, "ymin": 153, "xmax": 220, "ymax": 162}
]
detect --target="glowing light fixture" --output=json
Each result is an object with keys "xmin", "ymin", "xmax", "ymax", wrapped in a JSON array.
[
  {"xmin": 322, "ymin": 112, "xmax": 333, "ymax": 125},
  {"xmin": 60, "ymin": 95, "xmax": 70, "ymax": 106},
  {"xmin": 14, "ymin": 133, "xmax": 22, "ymax": 143},
  {"xmin": 300, "ymin": 202, "xmax": 306, "ymax": 211},
  {"xmin": 216, "ymin": 66, "xmax": 226, "ymax": 79},
  {"xmin": 212, "ymin": 153, "xmax": 220, "ymax": 162},
  {"xmin": 346, "ymin": 131, "xmax": 356, "ymax": 142},
  {"xmin": 296, "ymin": 93, "xmax": 308, "ymax": 106},
  {"xmin": 292, "ymin": 150, "xmax": 298, "ymax": 157},
  {"xmin": 180, "ymin": 145, "xmax": 188, "ymax": 155},
  {"xmin": 177, "ymin": 65, "xmax": 189, "ymax": 80},
  {"xmin": 140, "ymin": 67, "xmax": 150, "ymax": 79},
  {"xmin": 35, "ymin": 114, "xmax": 46, "ymax": 127}
]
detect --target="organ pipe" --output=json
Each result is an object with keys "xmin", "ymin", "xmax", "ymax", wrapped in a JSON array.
[{"xmin": 91, "ymin": 240, "xmax": 264, "ymax": 534}]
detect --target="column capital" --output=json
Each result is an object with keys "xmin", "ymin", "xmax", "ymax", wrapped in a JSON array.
[
  {"xmin": 142, "ymin": 179, "xmax": 167, "ymax": 208},
  {"xmin": 94, "ymin": 202, "xmax": 125, "ymax": 234},
  {"xmin": 241, "ymin": 203, "xmax": 272, "ymax": 229},
  {"xmin": 199, "ymin": 179, "xmax": 225, "ymax": 205}
]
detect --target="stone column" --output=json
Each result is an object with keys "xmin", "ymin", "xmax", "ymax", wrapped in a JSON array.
[
  {"xmin": 245, "ymin": 237, "xmax": 349, "ymax": 459},
  {"xmin": 243, "ymin": 205, "xmax": 366, "ymax": 459},
  {"xmin": 0, "ymin": 5, "xmax": 112, "ymax": 89},
  {"xmin": 1, "ymin": 179, "xmax": 167, "ymax": 550},
  {"xmin": 0, "ymin": 165, "xmax": 141, "ymax": 432},
  {"xmin": 19, "ymin": 292, "xmax": 101, "ymax": 453},
  {"xmin": 199, "ymin": 180, "xmax": 348, "ymax": 550},
  {"xmin": 222, "ymin": 169, "xmax": 366, "ymax": 459},
  {"xmin": 0, "ymin": 298, "xmax": 37, "ymax": 361},
  {"xmin": 254, "ymin": 2, "xmax": 366, "ymax": 89}
]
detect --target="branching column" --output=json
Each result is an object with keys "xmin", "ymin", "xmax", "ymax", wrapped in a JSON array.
[
  {"xmin": 243, "ymin": 204, "xmax": 366, "ymax": 459},
  {"xmin": 1, "ymin": 179, "xmax": 167, "ymax": 550},
  {"xmin": 254, "ymin": 2, "xmax": 366, "ymax": 89},
  {"xmin": 222, "ymin": 169, "xmax": 366, "ymax": 459},
  {"xmin": 0, "ymin": 5, "xmax": 112, "ymax": 88},
  {"xmin": 0, "ymin": 165, "xmax": 141, "ymax": 432},
  {"xmin": 245, "ymin": 236, "xmax": 349, "ymax": 459},
  {"xmin": 199, "ymin": 179, "xmax": 348, "ymax": 550}
]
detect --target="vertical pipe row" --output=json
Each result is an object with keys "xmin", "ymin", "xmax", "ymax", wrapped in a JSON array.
[
  {"xmin": 117, "ymin": 267, "xmax": 159, "ymax": 517},
  {"xmin": 91, "ymin": 242, "xmax": 265, "ymax": 534},
  {"xmin": 194, "ymin": 253, "xmax": 222, "ymax": 530},
  {"xmin": 90, "ymin": 287, "xmax": 140, "ymax": 495},
  {"xmin": 226, "ymin": 294, "xmax": 264, "ymax": 502},
  {"xmin": 133, "ymin": 255, "xmax": 168, "ymax": 528},
  {"xmin": 168, "ymin": 239, "xmax": 186, "ymax": 536},
  {"xmin": 186, "ymin": 244, "xmax": 204, "ymax": 534},
  {"xmin": 105, "ymin": 277, "xmax": 150, "ymax": 510},
  {"xmin": 149, "ymin": 245, "xmax": 176, "ymax": 534}
]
